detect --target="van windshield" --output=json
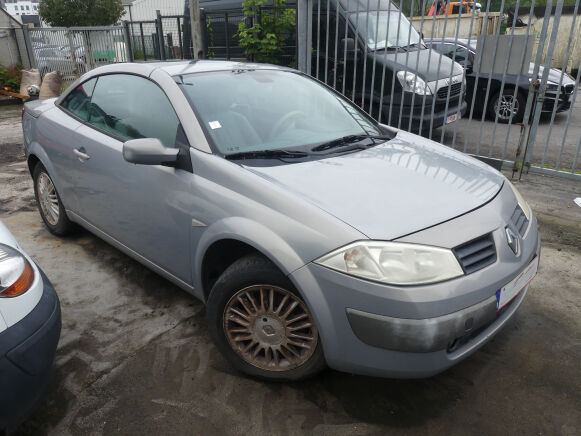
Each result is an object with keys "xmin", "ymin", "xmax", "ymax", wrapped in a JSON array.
[{"xmin": 351, "ymin": 10, "xmax": 421, "ymax": 50}]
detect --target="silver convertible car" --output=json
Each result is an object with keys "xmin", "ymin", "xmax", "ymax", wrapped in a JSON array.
[{"xmin": 23, "ymin": 61, "xmax": 540, "ymax": 380}]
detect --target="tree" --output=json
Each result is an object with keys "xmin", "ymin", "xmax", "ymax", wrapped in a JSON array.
[
  {"xmin": 236, "ymin": 0, "xmax": 296, "ymax": 64},
  {"xmin": 39, "ymin": 0, "xmax": 125, "ymax": 27}
]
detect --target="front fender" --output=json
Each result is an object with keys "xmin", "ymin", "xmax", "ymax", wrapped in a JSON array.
[{"xmin": 192, "ymin": 216, "xmax": 307, "ymax": 299}]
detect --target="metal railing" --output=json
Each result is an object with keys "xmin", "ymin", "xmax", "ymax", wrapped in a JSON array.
[
  {"xmin": 296, "ymin": 0, "xmax": 581, "ymax": 179},
  {"xmin": 127, "ymin": 13, "xmax": 187, "ymax": 61},
  {"xmin": 28, "ymin": 26, "xmax": 130, "ymax": 84}
]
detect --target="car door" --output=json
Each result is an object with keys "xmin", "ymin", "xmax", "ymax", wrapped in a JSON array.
[
  {"xmin": 71, "ymin": 73, "xmax": 194, "ymax": 284},
  {"xmin": 36, "ymin": 77, "xmax": 98, "ymax": 211}
]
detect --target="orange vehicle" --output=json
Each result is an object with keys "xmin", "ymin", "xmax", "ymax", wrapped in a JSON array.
[{"xmin": 428, "ymin": 0, "xmax": 473, "ymax": 16}]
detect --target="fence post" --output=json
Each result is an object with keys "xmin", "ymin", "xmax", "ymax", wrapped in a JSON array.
[
  {"xmin": 21, "ymin": 25, "xmax": 36, "ymax": 68},
  {"xmin": 66, "ymin": 30, "xmax": 80, "ymax": 77},
  {"xmin": 189, "ymin": 0, "xmax": 204, "ymax": 59},
  {"xmin": 156, "ymin": 10, "xmax": 166, "ymax": 60},
  {"xmin": 297, "ymin": 0, "xmax": 312, "ymax": 74},
  {"xmin": 139, "ymin": 23, "xmax": 147, "ymax": 61},
  {"xmin": 225, "ymin": 12, "xmax": 230, "ymax": 60},
  {"xmin": 123, "ymin": 20, "xmax": 134, "ymax": 62}
]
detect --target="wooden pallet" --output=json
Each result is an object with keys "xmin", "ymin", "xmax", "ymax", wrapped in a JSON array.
[{"xmin": 0, "ymin": 88, "xmax": 29, "ymax": 100}]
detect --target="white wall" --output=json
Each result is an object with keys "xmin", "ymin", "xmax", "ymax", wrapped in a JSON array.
[
  {"xmin": 509, "ymin": 13, "xmax": 581, "ymax": 74},
  {"xmin": 411, "ymin": 12, "xmax": 501, "ymax": 39},
  {"xmin": 3, "ymin": 0, "xmax": 39, "ymax": 18},
  {"xmin": 124, "ymin": 0, "xmax": 183, "ymax": 21}
]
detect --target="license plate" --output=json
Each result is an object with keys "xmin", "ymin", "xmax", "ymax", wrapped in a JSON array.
[
  {"xmin": 445, "ymin": 113, "xmax": 459, "ymax": 124},
  {"xmin": 496, "ymin": 257, "xmax": 539, "ymax": 311}
]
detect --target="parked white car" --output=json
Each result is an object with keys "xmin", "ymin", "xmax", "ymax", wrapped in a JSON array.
[{"xmin": 0, "ymin": 221, "xmax": 61, "ymax": 431}]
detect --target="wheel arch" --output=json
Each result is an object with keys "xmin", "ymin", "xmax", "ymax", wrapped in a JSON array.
[
  {"xmin": 193, "ymin": 217, "xmax": 308, "ymax": 302},
  {"xmin": 26, "ymin": 145, "xmax": 69, "ymax": 211}
]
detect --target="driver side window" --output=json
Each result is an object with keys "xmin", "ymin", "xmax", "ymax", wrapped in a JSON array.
[{"xmin": 88, "ymin": 74, "xmax": 180, "ymax": 148}]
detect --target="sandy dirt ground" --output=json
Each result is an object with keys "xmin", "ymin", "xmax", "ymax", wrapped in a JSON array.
[{"xmin": 0, "ymin": 102, "xmax": 580, "ymax": 435}]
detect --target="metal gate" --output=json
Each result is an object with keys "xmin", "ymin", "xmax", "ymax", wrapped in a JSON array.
[
  {"xmin": 296, "ymin": 0, "xmax": 581, "ymax": 180},
  {"xmin": 127, "ymin": 14, "xmax": 187, "ymax": 61},
  {"xmin": 28, "ymin": 26, "xmax": 130, "ymax": 84}
]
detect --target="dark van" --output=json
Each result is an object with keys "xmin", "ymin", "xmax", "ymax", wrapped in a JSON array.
[{"xmin": 185, "ymin": 0, "xmax": 467, "ymax": 133}]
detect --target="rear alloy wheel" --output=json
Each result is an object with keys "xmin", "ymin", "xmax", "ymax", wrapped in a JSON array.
[
  {"xmin": 489, "ymin": 90, "xmax": 525, "ymax": 123},
  {"xmin": 33, "ymin": 164, "xmax": 75, "ymax": 236},
  {"xmin": 207, "ymin": 254, "xmax": 325, "ymax": 381}
]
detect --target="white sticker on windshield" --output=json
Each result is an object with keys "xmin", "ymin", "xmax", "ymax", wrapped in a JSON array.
[{"xmin": 209, "ymin": 121, "xmax": 222, "ymax": 129}]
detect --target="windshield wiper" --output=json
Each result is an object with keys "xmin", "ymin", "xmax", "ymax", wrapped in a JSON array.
[
  {"xmin": 311, "ymin": 134, "xmax": 392, "ymax": 152},
  {"xmin": 225, "ymin": 149, "xmax": 309, "ymax": 160}
]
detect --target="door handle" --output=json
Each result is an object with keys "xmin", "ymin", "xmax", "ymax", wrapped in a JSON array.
[{"xmin": 73, "ymin": 147, "xmax": 90, "ymax": 162}]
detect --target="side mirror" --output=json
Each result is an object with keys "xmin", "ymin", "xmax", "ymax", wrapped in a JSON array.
[
  {"xmin": 340, "ymin": 38, "xmax": 357, "ymax": 60},
  {"xmin": 122, "ymin": 138, "xmax": 179, "ymax": 166}
]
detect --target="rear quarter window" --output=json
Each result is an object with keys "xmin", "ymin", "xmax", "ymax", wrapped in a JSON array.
[{"xmin": 59, "ymin": 78, "xmax": 97, "ymax": 121}]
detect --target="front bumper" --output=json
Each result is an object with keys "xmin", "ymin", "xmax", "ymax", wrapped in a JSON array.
[
  {"xmin": 290, "ymin": 184, "xmax": 540, "ymax": 378},
  {"xmin": 541, "ymin": 90, "xmax": 573, "ymax": 113},
  {"xmin": 383, "ymin": 94, "xmax": 467, "ymax": 133},
  {"xmin": 0, "ymin": 268, "xmax": 61, "ymax": 431}
]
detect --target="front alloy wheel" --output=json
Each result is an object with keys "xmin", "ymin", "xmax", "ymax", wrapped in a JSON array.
[
  {"xmin": 224, "ymin": 285, "xmax": 318, "ymax": 372},
  {"xmin": 206, "ymin": 254, "xmax": 326, "ymax": 381}
]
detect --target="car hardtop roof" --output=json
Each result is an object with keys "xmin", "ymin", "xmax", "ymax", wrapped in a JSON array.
[
  {"xmin": 55, "ymin": 60, "xmax": 295, "ymax": 105},
  {"xmin": 77, "ymin": 60, "xmax": 293, "ymax": 80},
  {"xmin": 155, "ymin": 60, "xmax": 294, "ymax": 76}
]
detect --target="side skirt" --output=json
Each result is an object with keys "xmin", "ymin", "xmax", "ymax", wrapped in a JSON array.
[{"xmin": 67, "ymin": 210, "xmax": 199, "ymax": 298}]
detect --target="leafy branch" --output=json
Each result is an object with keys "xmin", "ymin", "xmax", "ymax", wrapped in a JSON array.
[{"xmin": 236, "ymin": 0, "xmax": 295, "ymax": 64}]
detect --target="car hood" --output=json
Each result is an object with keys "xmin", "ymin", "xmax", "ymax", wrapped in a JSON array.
[
  {"xmin": 244, "ymin": 131, "xmax": 504, "ymax": 240},
  {"xmin": 378, "ymin": 48, "xmax": 464, "ymax": 82},
  {"xmin": 528, "ymin": 64, "xmax": 576, "ymax": 85}
]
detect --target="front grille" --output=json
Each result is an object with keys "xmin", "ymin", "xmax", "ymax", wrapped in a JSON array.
[
  {"xmin": 453, "ymin": 233, "xmax": 497, "ymax": 275},
  {"xmin": 437, "ymin": 82, "xmax": 463, "ymax": 99},
  {"xmin": 510, "ymin": 205, "xmax": 529, "ymax": 236}
]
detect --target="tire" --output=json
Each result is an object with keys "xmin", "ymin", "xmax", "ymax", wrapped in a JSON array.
[
  {"xmin": 33, "ymin": 163, "xmax": 75, "ymax": 236},
  {"xmin": 206, "ymin": 254, "xmax": 326, "ymax": 381},
  {"xmin": 488, "ymin": 89, "xmax": 526, "ymax": 123}
]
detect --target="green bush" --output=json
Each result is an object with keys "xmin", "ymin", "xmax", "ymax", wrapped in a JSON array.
[
  {"xmin": 236, "ymin": 0, "xmax": 296, "ymax": 64},
  {"xmin": 0, "ymin": 64, "xmax": 22, "ymax": 90}
]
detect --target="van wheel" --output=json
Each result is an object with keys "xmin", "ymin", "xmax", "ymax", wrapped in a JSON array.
[
  {"xmin": 489, "ymin": 89, "xmax": 525, "ymax": 123},
  {"xmin": 33, "ymin": 164, "xmax": 75, "ymax": 236},
  {"xmin": 206, "ymin": 254, "xmax": 326, "ymax": 381}
]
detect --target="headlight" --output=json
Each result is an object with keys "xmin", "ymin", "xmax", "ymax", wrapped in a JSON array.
[
  {"xmin": 507, "ymin": 180, "xmax": 531, "ymax": 221},
  {"xmin": 315, "ymin": 241, "xmax": 464, "ymax": 286},
  {"xmin": 545, "ymin": 81, "xmax": 560, "ymax": 91},
  {"xmin": 0, "ymin": 244, "xmax": 35, "ymax": 298},
  {"xmin": 396, "ymin": 71, "xmax": 432, "ymax": 95}
]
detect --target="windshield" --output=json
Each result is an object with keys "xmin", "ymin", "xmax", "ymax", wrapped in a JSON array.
[
  {"xmin": 179, "ymin": 70, "xmax": 379, "ymax": 156},
  {"xmin": 351, "ymin": 10, "xmax": 421, "ymax": 50}
]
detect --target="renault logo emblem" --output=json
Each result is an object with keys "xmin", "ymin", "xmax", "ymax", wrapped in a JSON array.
[{"xmin": 505, "ymin": 227, "xmax": 519, "ymax": 255}]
